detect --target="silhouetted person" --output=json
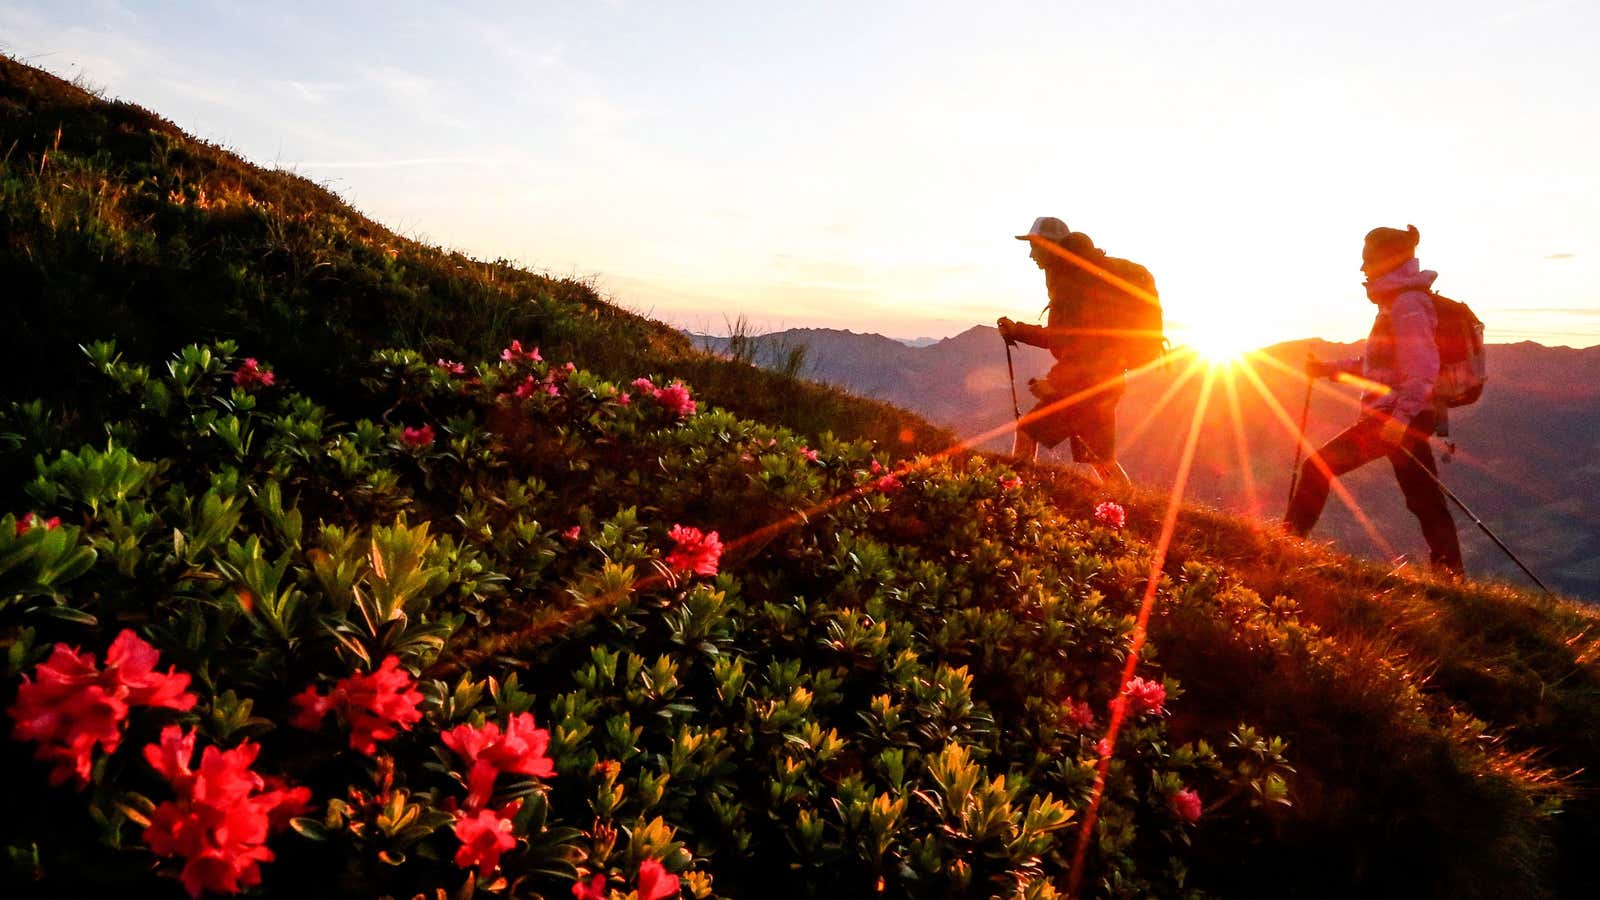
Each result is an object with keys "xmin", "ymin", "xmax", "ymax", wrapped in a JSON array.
[
  {"xmin": 1285, "ymin": 225, "xmax": 1464, "ymax": 575},
  {"xmin": 998, "ymin": 217, "xmax": 1159, "ymax": 485}
]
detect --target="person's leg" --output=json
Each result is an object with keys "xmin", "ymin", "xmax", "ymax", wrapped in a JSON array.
[
  {"xmin": 1388, "ymin": 427, "xmax": 1464, "ymax": 575},
  {"xmin": 1078, "ymin": 383, "xmax": 1127, "ymax": 485},
  {"xmin": 1093, "ymin": 460, "xmax": 1131, "ymax": 485},
  {"xmin": 1012, "ymin": 427, "xmax": 1039, "ymax": 462},
  {"xmin": 1284, "ymin": 418, "xmax": 1387, "ymax": 536}
]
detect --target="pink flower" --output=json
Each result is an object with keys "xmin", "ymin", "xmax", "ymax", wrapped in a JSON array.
[
  {"xmin": 563, "ymin": 362, "xmax": 577, "ymax": 372},
  {"xmin": 665, "ymin": 524, "xmax": 723, "ymax": 577},
  {"xmin": 1095, "ymin": 738, "xmax": 1112, "ymax": 757},
  {"xmin": 14, "ymin": 513, "xmax": 62, "ymax": 535},
  {"xmin": 869, "ymin": 460, "xmax": 884, "ymax": 475},
  {"xmin": 1093, "ymin": 500, "xmax": 1126, "ymax": 529},
  {"xmin": 1170, "ymin": 787, "xmax": 1203, "ymax": 824},
  {"xmin": 1120, "ymin": 676, "xmax": 1166, "ymax": 716},
  {"xmin": 800, "ymin": 447, "xmax": 819, "ymax": 463},
  {"xmin": 289, "ymin": 656, "xmax": 423, "ymax": 755},
  {"xmin": 513, "ymin": 376, "xmax": 540, "ymax": 399},
  {"xmin": 141, "ymin": 726, "xmax": 309, "ymax": 898},
  {"xmin": 637, "ymin": 858, "xmax": 680, "ymax": 900},
  {"xmin": 452, "ymin": 802, "xmax": 521, "ymax": 878},
  {"xmin": 545, "ymin": 382, "xmax": 561, "ymax": 397},
  {"xmin": 1000, "ymin": 475, "xmax": 1022, "ymax": 491},
  {"xmin": 501, "ymin": 340, "xmax": 542, "ymax": 362},
  {"xmin": 232, "ymin": 358, "xmax": 275, "ymax": 390},
  {"xmin": 441, "ymin": 713, "xmax": 555, "ymax": 811},
  {"xmin": 616, "ymin": 391, "xmax": 631, "ymax": 406},
  {"xmin": 654, "ymin": 382, "xmax": 697, "ymax": 418},
  {"xmin": 572, "ymin": 873, "xmax": 608, "ymax": 900},
  {"xmin": 631, "ymin": 377, "xmax": 658, "ymax": 397},
  {"xmin": 874, "ymin": 474, "xmax": 903, "ymax": 493},
  {"xmin": 8, "ymin": 630, "xmax": 195, "ymax": 787},
  {"xmin": 1064, "ymin": 698, "xmax": 1095, "ymax": 729},
  {"xmin": 435, "ymin": 359, "xmax": 467, "ymax": 375},
  {"xmin": 561, "ymin": 525, "xmax": 582, "ymax": 542},
  {"xmin": 400, "ymin": 424, "xmax": 435, "ymax": 449}
]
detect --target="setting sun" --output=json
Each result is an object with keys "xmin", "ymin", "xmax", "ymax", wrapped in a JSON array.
[{"xmin": 1177, "ymin": 320, "xmax": 1273, "ymax": 364}]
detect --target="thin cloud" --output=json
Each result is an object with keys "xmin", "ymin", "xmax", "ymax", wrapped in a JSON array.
[{"xmin": 1544, "ymin": 252, "xmax": 1575, "ymax": 260}]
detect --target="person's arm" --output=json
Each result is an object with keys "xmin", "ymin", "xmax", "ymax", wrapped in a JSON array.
[
  {"xmin": 1384, "ymin": 291, "xmax": 1439, "ymax": 424},
  {"xmin": 1006, "ymin": 320, "xmax": 1052, "ymax": 349}
]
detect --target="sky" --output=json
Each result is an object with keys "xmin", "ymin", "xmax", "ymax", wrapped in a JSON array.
[{"xmin": 3, "ymin": 0, "xmax": 1597, "ymax": 349}]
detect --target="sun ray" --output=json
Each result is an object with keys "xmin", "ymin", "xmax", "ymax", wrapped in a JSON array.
[
  {"xmin": 1068, "ymin": 365, "xmax": 1218, "ymax": 897},
  {"xmin": 1232, "ymin": 353, "xmax": 1399, "ymax": 559},
  {"xmin": 1222, "ymin": 365, "xmax": 1263, "ymax": 518},
  {"xmin": 1116, "ymin": 354, "xmax": 1207, "ymax": 456}
]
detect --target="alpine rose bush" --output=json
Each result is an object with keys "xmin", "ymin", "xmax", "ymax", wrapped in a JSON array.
[
  {"xmin": 452, "ymin": 802, "xmax": 522, "ymax": 879},
  {"xmin": 1170, "ymin": 787, "xmax": 1203, "ymax": 824},
  {"xmin": 442, "ymin": 712, "xmax": 555, "ymax": 810},
  {"xmin": 232, "ymin": 358, "xmax": 275, "ymax": 390},
  {"xmin": 1121, "ymin": 676, "xmax": 1167, "ymax": 716},
  {"xmin": 401, "ymin": 424, "xmax": 435, "ymax": 449},
  {"xmin": 289, "ymin": 656, "xmax": 424, "ymax": 755},
  {"xmin": 9, "ymin": 630, "xmax": 196, "ymax": 786}
]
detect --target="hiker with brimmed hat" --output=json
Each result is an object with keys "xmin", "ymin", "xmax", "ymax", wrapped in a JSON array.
[
  {"xmin": 997, "ymin": 216, "xmax": 1163, "ymax": 485},
  {"xmin": 1285, "ymin": 225, "xmax": 1464, "ymax": 575}
]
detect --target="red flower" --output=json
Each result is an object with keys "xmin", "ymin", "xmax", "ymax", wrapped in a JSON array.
[
  {"xmin": 141, "ymin": 726, "xmax": 309, "ymax": 898},
  {"xmin": 1093, "ymin": 500, "xmax": 1126, "ymax": 529},
  {"xmin": 561, "ymin": 525, "xmax": 582, "ymax": 542},
  {"xmin": 630, "ymin": 377, "xmax": 658, "ymax": 397},
  {"xmin": 104, "ymin": 629, "xmax": 198, "ymax": 710},
  {"xmin": 572, "ymin": 873, "xmax": 608, "ymax": 900},
  {"xmin": 654, "ymin": 382, "xmax": 697, "ymax": 418},
  {"xmin": 8, "ymin": 630, "xmax": 195, "ymax": 787},
  {"xmin": 1064, "ymin": 698, "xmax": 1095, "ymax": 729},
  {"xmin": 453, "ymin": 802, "xmax": 520, "ymax": 878},
  {"xmin": 400, "ymin": 424, "xmax": 435, "ymax": 449},
  {"xmin": 636, "ymin": 858, "xmax": 679, "ymax": 900},
  {"xmin": 1120, "ymin": 676, "xmax": 1166, "ymax": 716},
  {"xmin": 501, "ymin": 340, "xmax": 542, "ymax": 362},
  {"xmin": 14, "ymin": 512, "xmax": 62, "ymax": 535},
  {"xmin": 616, "ymin": 391, "xmax": 631, "ymax": 406},
  {"xmin": 874, "ymin": 474, "xmax": 903, "ymax": 493},
  {"xmin": 800, "ymin": 447, "xmax": 819, "ymax": 463},
  {"xmin": 1170, "ymin": 787, "xmax": 1203, "ymax": 824},
  {"xmin": 435, "ymin": 358, "xmax": 467, "ymax": 375},
  {"xmin": 1000, "ymin": 475, "xmax": 1023, "ymax": 491},
  {"xmin": 442, "ymin": 713, "xmax": 555, "ymax": 811},
  {"xmin": 288, "ymin": 656, "xmax": 422, "ymax": 755},
  {"xmin": 665, "ymin": 525, "xmax": 722, "ymax": 577},
  {"xmin": 232, "ymin": 358, "xmax": 276, "ymax": 390}
]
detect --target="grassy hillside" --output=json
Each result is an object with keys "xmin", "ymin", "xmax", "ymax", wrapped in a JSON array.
[{"xmin": 5, "ymin": 55, "xmax": 1600, "ymax": 899}]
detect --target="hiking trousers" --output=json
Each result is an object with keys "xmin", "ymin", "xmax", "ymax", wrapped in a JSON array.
[{"xmin": 1284, "ymin": 411, "xmax": 1464, "ymax": 574}]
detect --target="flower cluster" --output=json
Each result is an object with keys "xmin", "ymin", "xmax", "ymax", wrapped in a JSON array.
[
  {"xmin": 8, "ymin": 630, "xmax": 196, "ymax": 786},
  {"xmin": 1169, "ymin": 787, "xmax": 1203, "ymax": 824},
  {"xmin": 435, "ymin": 358, "xmax": 467, "ymax": 375},
  {"xmin": 1119, "ymin": 676, "xmax": 1167, "ymax": 717},
  {"xmin": 1063, "ymin": 697, "xmax": 1095, "ymax": 730},
  {"xmin": 439, "ymin": 713, "xmax": 555, "ymax": 877},
  {"xmin": 289, "ymin": 656, "xmax": 424, "ymax": 755},
  {"xmin": 1000, "ymin": 475, "xmax": 1023, "ymax": 491},
  {"xmin": 143, "ymin": 726, "xmax": 311, "ymax": 898},
  {"xmin": 1093, "ymin": 500, "xmax": 1126, "ymax": 529},
  {"xmin": 630, "ymin": 377, "xmax": 697, "ymax": 418},
  {"xmin": 665, "ymin": 524, "xmax": 723, "ymax": 577},
  {"xmin": 232, "ymin": 358, "xmax": 275, "ymax": 390},
  {"xmin": 500, "ymin": 340, "xmax": 542, "ymax": 362},
  {"xmin": 400, "ymin": 424, "xmax": 436, "ymax": 449},
  {"xmin": 14, "ymin": 511, "xmax": 61, "ymax": 534},
  {"xmin": 572, "ymin": 859, "xmax": 679, "ymax": 900}
]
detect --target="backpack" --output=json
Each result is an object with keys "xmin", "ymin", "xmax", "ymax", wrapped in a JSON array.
[
  {"xmin": 1099, "ymin": 257, "xmax": 1166, "ymax": 368},
  {"xmin": 1430, "ymin": 293, "xmax": 1486, "ymax": 407}
]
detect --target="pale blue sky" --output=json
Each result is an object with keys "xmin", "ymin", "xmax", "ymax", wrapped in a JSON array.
[{"xmin": 4, "ymin": 0, "xmax": 1597, "ymax": 347}]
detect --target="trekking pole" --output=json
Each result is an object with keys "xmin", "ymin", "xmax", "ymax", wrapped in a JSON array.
[
  {"xmin": 1003, "ymin": 336, "xmax": 1023, "ymax": 423},
  {"xmin": 1400, "ymin": 446, "xmax": 1555, "ymax": 596},
  {"xmin": 1285, "ymin": 363, "xmax": 1314, "ymax": 512}
]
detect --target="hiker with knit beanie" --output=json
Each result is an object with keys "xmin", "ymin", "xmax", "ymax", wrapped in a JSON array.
[{"xmin": 1284, "ymin": 225, "xmax": 1464, "ymax": 575}]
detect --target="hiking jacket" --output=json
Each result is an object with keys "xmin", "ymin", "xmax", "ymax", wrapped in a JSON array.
[
  {"xmin": 1008, "ymin": 240, "xmax": 1155, "ymax": 384},
  {"xmin": 1332, "ymin": 258, "xmax": 1439, "ymax": 425}
]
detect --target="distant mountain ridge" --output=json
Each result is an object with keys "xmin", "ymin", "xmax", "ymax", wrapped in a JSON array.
[{"xmin": 699, "ymin": 326, "xmax": 1600, "ymax": 600}]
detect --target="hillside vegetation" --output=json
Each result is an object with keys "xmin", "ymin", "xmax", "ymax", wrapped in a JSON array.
[{"xmin": 5, "ymin": 55, "xmax": 1600, "ymax": 899}]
